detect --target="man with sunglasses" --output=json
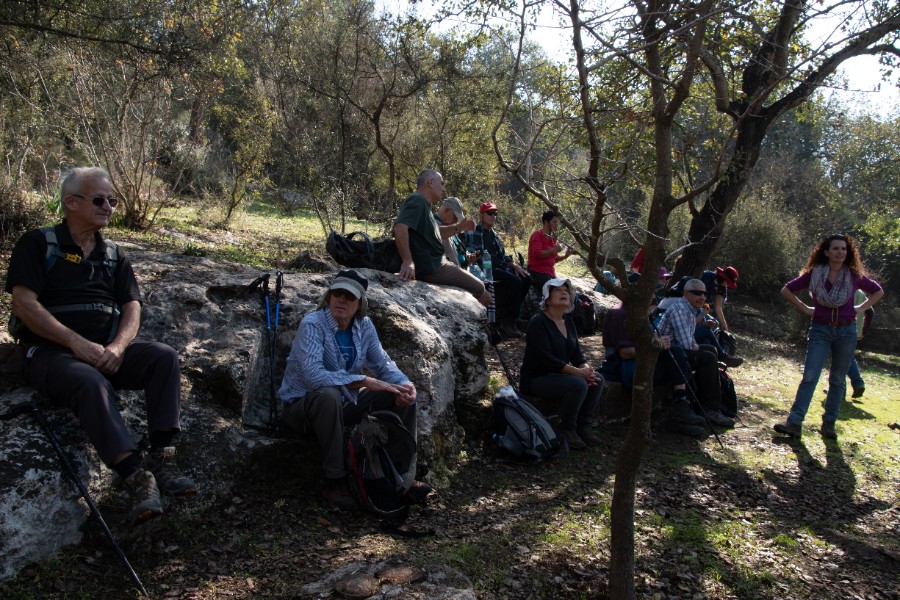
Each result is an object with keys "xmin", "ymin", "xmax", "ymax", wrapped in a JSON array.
[
  {"xmin": 657, "ymin": 279, "xmax": 735, "ymax": 428},
  {"xmin": 6, "ymin": 167, "xmax": 197, "ymax": 525},
  {"xmin": 461, "ymin": 203, "xmax": 533, "ymax": 339}
]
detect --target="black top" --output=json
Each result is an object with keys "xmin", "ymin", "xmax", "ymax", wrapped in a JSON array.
[
  {"xmin": 519, "ymin": 312, "xmax": 586, "ymax": 392},
  {"xmin": 6, "ymin": 222, "xmax": 141, "ymax": 345}
]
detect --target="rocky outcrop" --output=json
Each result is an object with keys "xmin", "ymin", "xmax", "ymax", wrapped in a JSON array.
[{"xmin": 0, "ymin": 250, "xmax": 491, "ymax": 581}]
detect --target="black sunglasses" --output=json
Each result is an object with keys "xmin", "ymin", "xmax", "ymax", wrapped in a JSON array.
[
  {"xmin": 72, "ymin": 194, "xmax": 118, "ymax": 208},
  {"xmin": 686, "ymin": 289, "xmax": 706, "ymax": 296},
  {"xmin": 485, "ymin": 211, "xmax": 498, "ymax": 216}
]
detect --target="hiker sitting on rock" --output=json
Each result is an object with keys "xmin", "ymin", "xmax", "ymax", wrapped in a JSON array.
[
  {"xmin": 601, "ymin": 300, "xmax": 707, "ymax": 436},
  {"xmin": 5, "ymin": 166, "xmax": 197, "ymax": 525},
  {"xmin": 393, "ymin": 169, "xmax": 492, "ymax": 307},
  {"xmin": 519, "ymin": 278, "xmax": 603, "ymax": 450},
  {"xmin": 278, "ymin": 269, "xmax": 431, "ymax": 510},
  {"xmin": 657, "ymin": 279, "xmax": 735, "ymax": 429}
]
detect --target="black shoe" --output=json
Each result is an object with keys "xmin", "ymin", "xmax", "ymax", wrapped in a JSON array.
[
  {"xmin": 820, "ymin": 422, "xmax": 837, "ymax": 439},
  {"xmin": 851, "ymin": 386, "xmax": 865, "ymax": 399},
  {"xmin": 576, "ymin": 426, "xmax": 602, "ymax": 446},
  {"xmin": 705, "ymin": 410, "xmax": 735, "ymax": 428},
  {"xmin": 670, "ymin": 399, "xmax": 705, "ymax": 426},
  {"xmin": 773, "ymin": 420, "xmax": 802, "ymax": 438},
  {"xmin": 723, "ymin": 355, "xmax": 744, "ymax": 368},
  {"xmin": 668, "ymin": 420, "xmax": 705, "ymax": 437}
]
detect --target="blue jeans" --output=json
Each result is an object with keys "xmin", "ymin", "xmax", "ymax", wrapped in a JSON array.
[
  {"xmin": 788, "ymin": 323, "xmax": 857, "ymax": 426},
  {"xmin": 847, "ymin": 358, "xmax": 864, "ymax": 389}
]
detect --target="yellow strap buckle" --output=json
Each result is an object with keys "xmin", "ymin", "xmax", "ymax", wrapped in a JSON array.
[{"xmin": 64, "ymin": 253, "xmax": 82, "ymax": 264}]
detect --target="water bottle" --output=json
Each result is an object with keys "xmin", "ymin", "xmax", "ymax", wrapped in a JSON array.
[
  {"xmin": 486, "ymin": 281, "xmax": 496, "ymax": 324},
  {"xmin": 469, "ymin": 263, "xmax": 484, "ymax": 280},
  {"xmin": 482, "ymin": 250, "xmax": 493, "ymax": 283}
]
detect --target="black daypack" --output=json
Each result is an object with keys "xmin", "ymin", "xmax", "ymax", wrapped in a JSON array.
[
  {"xmin": 7, "ymin": 226, "xmax": 120, "ymax": 342},
  {"xmin": 570, "ymin": 292, "xmax": 597, "ymax": 336},
  {"xmin": 326, "ymin": 231, "xmax": 402, "ymax": 273},
  {"xmin": 347, "ymin": 411, "xmax": 418, "ymax": 519},
  {"xmin": 492, "ymin": 387, "xmax": 562, "ymax": 460},
  {"xmin": 719, "ymin": 368, "xmax": 738, "ymax": 418},
  {"xmin": 717, "ymin": 329, "xmax": 737, "ymax": 357}
]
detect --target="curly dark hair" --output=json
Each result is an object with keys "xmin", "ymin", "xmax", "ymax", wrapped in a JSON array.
[{"xmin": 801, "ymin": 234, "xmax": 865, "ymax": 277}]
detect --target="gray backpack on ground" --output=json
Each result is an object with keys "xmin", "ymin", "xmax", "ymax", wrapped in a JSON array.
[{"xmin": 492, "ymin": 386, "xmax": 562, "ymax": 460}]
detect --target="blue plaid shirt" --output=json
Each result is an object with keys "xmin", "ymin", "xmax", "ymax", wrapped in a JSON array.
[
  {"xmin": 657, "ymin": 297, "xmax": 699, "ymax": 351},
  {"xmin": 278, "ymin": 307, "xmax": 411, "ymax": 405},
  {"xmin": 460, "ymin": 224, "xmax": 512, "ymax": 270}
]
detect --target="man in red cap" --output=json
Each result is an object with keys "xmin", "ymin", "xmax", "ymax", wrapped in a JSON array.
[
  {"xmin": 460, "ymin": 202, "xmax": 533, "ymax": 338},
  {"xmin": 697, "ymin": 265, "xmax": 743, "ymax": 367}
]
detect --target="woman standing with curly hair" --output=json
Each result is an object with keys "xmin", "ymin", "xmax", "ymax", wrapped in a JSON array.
[{"xmin": 773, "ymin": 234, "xmax": 884, "ymax": 440}]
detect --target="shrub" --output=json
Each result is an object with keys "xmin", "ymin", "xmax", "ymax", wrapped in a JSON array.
[{"xmin": 0, "ymin": 177, "xmax": 53, "ymax": 244}]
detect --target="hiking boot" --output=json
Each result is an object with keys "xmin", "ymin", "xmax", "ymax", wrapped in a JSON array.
[
  {"xmin": 576, "ymin": 426, "xmax": 602, "ymax": 446},
  {"xmin": 403, "ymin": 480, "xmax": 433, "ymax": 505},
  {"xmin": 124, "ymin": 469, "xmax": 163, "ymax": 524},
  {"xmin": 323, "ymin": 478, "xmax": 358, "ymax": 511},
  {"xmin": 563, "ymin": 429, "xmax": 587, "ymax": 450},
  {"xmin": 706, "ymin": 410, "xmax": 735, "ymax": 428},
  {"xmin": 670, "ymin": 399, "xmax": 705, "ymax": 426},
  {"xmin": 773, "ymin": 420, "xmax": 802, "ymax": 438},
  {"xmin": 500, "ymin": 319, "xmax": 523, "ymax": 339},
  {"xmin": 820, "ymin": 422, "xmax": 838, "ymax": 440},
  {"xmin": 851, "ymin": 386, "xmax": 865, "ymax": 399},
  {"xmin": 144, "ymin": 447, "xmax": 198, "ymax": 496},
  {"xmin": 723, "ymin": 354, "xmax": 744, "ymax": 368},
  {"xmin": 668, "ymin": 420, "xmax": 705, "ymax": 437}
]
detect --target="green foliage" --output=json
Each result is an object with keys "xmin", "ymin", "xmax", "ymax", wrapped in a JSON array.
[{"xmin": 0, "ymin": 176, "xmax": 53, "ymax": 243}]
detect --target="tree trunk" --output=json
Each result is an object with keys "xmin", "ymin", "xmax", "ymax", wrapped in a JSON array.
[{"xmin": 673, "ymin": 113, "xmax": 773, "ymax": 279}]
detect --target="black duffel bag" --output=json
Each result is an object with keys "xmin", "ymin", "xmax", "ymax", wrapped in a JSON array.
[{"xmin": 326, "ymin": 230, "xmax": 402, "ymax": 273}]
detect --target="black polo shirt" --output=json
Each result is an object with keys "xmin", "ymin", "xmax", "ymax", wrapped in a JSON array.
[{"xmin": 5, "ymin": 222, "xmax": 141, "ymax": 345}]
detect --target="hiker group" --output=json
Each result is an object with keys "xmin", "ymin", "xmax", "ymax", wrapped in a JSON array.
[{"xmin": 2, "ymin": 166, "xmax": 885, "ymax": 527}]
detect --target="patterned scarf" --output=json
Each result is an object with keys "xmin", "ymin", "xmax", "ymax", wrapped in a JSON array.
[{"xmin": 809, "ymin": 265, "xmax": 853, "ymax": 309}]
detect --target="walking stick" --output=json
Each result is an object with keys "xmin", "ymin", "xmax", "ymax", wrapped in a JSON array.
[
  {"xmin": 0, "ymin": 402, "xmax": 149, "ymax": 597},
  {"xmin": 249, "ymin": 273, "xmax": 278, "ymax": 432},
  {"xmin": 269, "ymin": 271, "xmax": 284, "ymax": 430}
]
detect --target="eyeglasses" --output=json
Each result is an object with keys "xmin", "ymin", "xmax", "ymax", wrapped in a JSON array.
[
  {"xmin": 485, "ymin": 211, "xmax": 498, "ymax": 216},
  {"xmin": 331, "ymin": 289, "xmax": 359, "ymax": 300},
  {"xmin": 72, "ymin": 194, "xmax": 118, "ymax": 208},
  {"xmin": 686, "ymin": 289, "xmax": 706, "ymax": 296}
]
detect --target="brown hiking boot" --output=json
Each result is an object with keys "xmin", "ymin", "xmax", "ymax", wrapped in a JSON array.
[
  {"xmin": 500, "ymin": 319, "xmax": 523, "ymax": 339},
  {"xmin": 576, "ymin": 426, "xmax": 602, "ymax": 446},
  {"xmin": 563, "ymin": 430, "xmax": 587, "ymax": 450},
  {"xmin": 773, "ymin": 420, "xmax": 802, "ymax": 438},
  {"xmin": 144, "ymin": 447, "xmax": 198, "ymax": 496},
  {"xmin": 323, "ymin": 478, "xmax": 358, "ymax": 511},
  {"xmin": 124, "ymin": 469, "xmax": 163, "ymax": 524}
]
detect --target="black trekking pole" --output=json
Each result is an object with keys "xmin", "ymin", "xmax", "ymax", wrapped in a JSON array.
[
  {"xmin": 268, "ymin": 271, "xmax": 284, "ymax": 430},
  {"xmin": 650, "ymin": 322, "xmax": 726, "ymax": 450},
  {"xmin": 0, "ymin": 402, "xmax": 149, "ymax": 597},
  {"xmin": 483, "ymin": 321, "xmax": 520, "ymax": 394},
  {"xmin": 661, "ymin": 346, "xmax": 726, "ymax": 450},
  {"xmin": 249, "ymin": 273, "xmax": 277, "ymax": 432}
]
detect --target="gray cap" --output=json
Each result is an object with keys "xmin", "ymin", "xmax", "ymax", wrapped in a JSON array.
[
  {"xmin": 329, "ymin": 269, "xmax": 368, "ymax": 299},
  {"xmin": 441, "ymin": 197, "xmax": 465, "ymax": 222}
]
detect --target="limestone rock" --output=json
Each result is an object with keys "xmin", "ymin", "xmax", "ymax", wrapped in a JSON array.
[{"xmin": 0, "ymin": 251, "xmax": 489, "ymax": 581}]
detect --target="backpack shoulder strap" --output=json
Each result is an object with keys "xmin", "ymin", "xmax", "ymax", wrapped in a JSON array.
[{"xmin": 41, "ymin": 226, "xmax": 118, "ymax": 277}]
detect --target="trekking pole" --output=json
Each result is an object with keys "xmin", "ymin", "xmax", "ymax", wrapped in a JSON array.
[
  {"xmin": 0, "ymin": 402, "xmax": 149, "ymax": 597},
  {"xmin": 649, "ymin": 322, "xmax": 726, "ymax": 450},
  {"xmin": 483, "ymin": 321, "xmax": 520, "ymax": 395},
  {"xmin": 249, "ymin": 274, "xmax": 277, "ymax": 431},
  {"xmin": 269, "ymin": 271, "xmax": 284, "ymax": 430},
  {"xmin": 661, "ymin": 347, "xmax": 726, "ymax": 450}
]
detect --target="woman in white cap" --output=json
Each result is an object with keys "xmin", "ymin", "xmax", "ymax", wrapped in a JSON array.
[
  {"xmin": 519, "ymin": 279, "xmax": 603, "ymax": 450},
  {"xmin": 278, "ymin": 270, "xmax": 429, "ymax": 509}
]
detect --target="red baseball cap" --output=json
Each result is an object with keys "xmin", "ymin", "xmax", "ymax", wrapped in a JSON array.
[
  {"xmin": 480, "ymin": 202, "xmax": 498, "ymax": 213},
  {"xmin": 716, "ymin": 266, "xmax": 739, "ymax": 289}
]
